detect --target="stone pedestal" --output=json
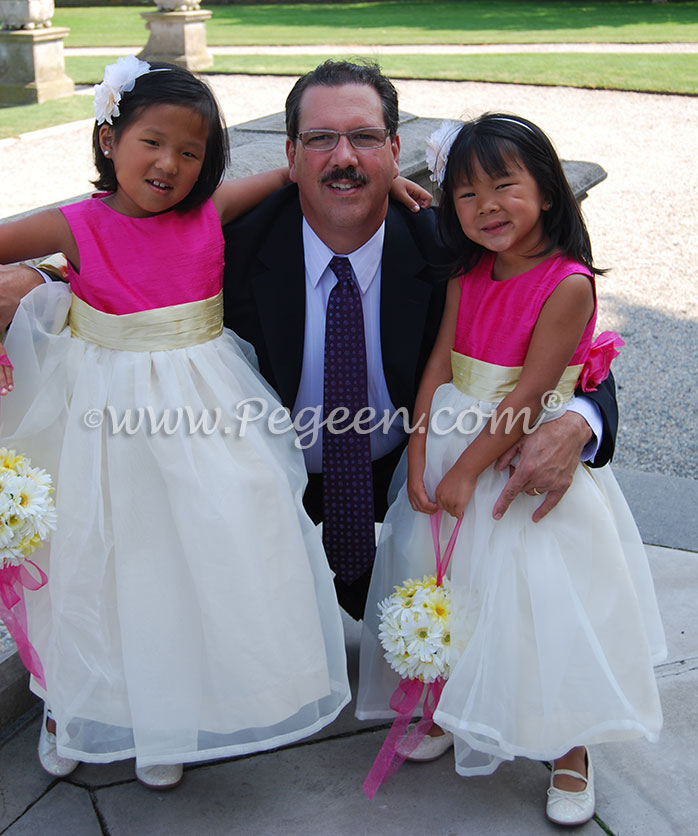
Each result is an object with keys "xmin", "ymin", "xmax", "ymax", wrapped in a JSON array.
[
  {"xmin": 0, "ymin": 26, "xmax": 73, "ymax": 104},
  {"xmin": 138, "ymin": 10, "xmax": 213, "ymax": 72}
]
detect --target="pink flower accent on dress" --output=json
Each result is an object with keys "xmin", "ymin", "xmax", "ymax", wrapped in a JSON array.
[{"xmin": 579, "ymin": 331, "xmax": 625, "ymax": 392}]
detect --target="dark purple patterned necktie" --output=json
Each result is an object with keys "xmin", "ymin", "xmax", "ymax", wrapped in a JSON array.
[{"xmin": 322, "ymin": 256, "xmax": 375, "ymax": 585}]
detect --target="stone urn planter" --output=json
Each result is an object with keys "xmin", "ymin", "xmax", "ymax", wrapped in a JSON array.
[
  {"xmin": 0, "ymin": 0, "xmax": 54, "ymax": 30},
  {"xmin": 154, "ymin": 0, "xmax": 201, "ymax": 10}
]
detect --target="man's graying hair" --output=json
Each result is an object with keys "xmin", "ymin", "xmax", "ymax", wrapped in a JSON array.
[{"xmin": 285, "ymin": 60, "xmax": 399, "ymax": 141}]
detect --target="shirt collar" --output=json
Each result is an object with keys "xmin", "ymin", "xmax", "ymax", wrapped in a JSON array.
[{"xmin": 302, "ymin": 218, "xmax": 385, "ymax": 292}]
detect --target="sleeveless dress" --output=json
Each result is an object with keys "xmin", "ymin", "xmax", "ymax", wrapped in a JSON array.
[
  {"xmin": 357, "ymin": 252, "xmax": 666, "ymax": 776},
  {"xmin": 0, "ymin": 196, "xmax": 350, "ymax": 767}
]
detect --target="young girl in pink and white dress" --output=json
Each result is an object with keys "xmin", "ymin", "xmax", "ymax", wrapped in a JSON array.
[
  {"xmin": 0, "ymin": 57, "xmax": 428, "ymax": 789},
  {"xmin": 357, "ymin": 114, "xmax": 665, "ymax": 826}
]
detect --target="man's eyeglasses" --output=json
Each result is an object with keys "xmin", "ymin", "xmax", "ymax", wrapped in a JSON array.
[{"xmin": 296, "ymin": 128, "xmax": 391, "ymax": 151}]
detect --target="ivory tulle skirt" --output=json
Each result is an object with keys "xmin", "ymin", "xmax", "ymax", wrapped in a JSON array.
[
  {"xmin": 357, "ymin": 381, "xmax": 666, "ymax": 776},
  {"xmin": 0, "ymin": 283, "xmax": 350, "ymax": 766}
]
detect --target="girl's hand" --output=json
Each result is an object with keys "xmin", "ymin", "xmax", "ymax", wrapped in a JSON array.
[
  {"xmin": 407, "ymin": 428, "xmax": 437, "ymax": 514},
  {"xmin": 391, "ymin": 177, "xmax": 433, "ymax": 212},
  {"xmin": 0, "ymin": 342, "xmax": 14, "ymax": 395},
  {"xmin": 434, "ymin": 468, "xmax": 476, "ymax": 519},
  {"xmin": 407, "ymin": 472, "xmax": 438, "ymax": 515}
]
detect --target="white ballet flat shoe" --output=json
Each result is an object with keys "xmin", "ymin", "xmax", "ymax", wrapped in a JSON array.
[
  {"xmin": 401, "ymin": 728, "xmax": 454, "ymax": 762},
  {"xmin": 546, "ymin": 748, "xmax": 595, "ymax": 827},
  {"xmin": 38, "ymin": 706, "xmax": 79, "ymax": 778},
  {"xmin": 135, "ymin": 762, "xmax": 184, "ymax": 790}
]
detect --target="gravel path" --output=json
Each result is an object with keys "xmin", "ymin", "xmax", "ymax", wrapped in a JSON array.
[{"xmin": 1, "ymin": 75, "xmax": 696, "ymax": 479}]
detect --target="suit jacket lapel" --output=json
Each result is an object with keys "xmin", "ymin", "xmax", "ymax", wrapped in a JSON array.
[{"xmin": 253, "ymin": 199, "xmax": 306, "ymax": 409}]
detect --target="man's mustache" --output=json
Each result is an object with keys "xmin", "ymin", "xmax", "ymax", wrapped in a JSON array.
[{"xmin": 321, "ymin": 168, "xmax": 368, "ymax": 186}]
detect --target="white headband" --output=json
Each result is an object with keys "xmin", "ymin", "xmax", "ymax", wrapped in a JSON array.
[{"xmin": 478, "ymin": 115, "xmax": 536, "ymax": 134}]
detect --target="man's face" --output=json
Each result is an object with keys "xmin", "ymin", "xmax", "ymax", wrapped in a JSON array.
[{"xmin": 286, "ymin": 83, "xmax": 400, "ymax": 252}]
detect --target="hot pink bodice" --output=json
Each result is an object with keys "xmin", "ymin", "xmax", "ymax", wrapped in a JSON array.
[
  {"xmin": 454, "ymin": 252, "xmax": 596, "ymax": 366},
  {"xmin": 59, "ymin": 196, "xmax": 224, "ymax": 315}
]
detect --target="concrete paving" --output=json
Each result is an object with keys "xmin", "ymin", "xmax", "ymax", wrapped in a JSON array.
[{"xmin": 0, "ymin": 466, "xmax": 695, "ymax": 836}]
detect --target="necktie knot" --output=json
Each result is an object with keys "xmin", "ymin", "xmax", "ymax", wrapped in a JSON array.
[{"xmin": 329, "ymin": 256, "xmax": 354, "ymax": 285}]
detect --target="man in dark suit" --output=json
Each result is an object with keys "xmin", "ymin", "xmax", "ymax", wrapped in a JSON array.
[
  {"xmin": 220, "ymin": 61, "xmax": 617, "ymax": 619},
  {"xmin": 0, "ymin": 61, "xmax": 616, "ymax": 620}
]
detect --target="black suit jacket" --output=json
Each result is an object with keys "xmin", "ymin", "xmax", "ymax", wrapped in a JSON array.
[
  {"xmin": 222, "ymin": 184, "xmax": 449, "ymax": 431},
  {"xmin": 221, "ymin": 183, "xmax": 617, "ymax": 470}
]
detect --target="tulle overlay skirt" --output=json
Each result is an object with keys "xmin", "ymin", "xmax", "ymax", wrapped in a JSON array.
[
  {"xmin": 357, "ymin": 381, "xmax": 666, "ymax": 776},
  {"xmin": 1, "ymin": 283, "xmax": 350, "ymax": 766}
]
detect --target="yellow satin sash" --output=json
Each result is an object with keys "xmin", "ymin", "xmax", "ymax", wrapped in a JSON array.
[
  {"xmin": 69, "ymin": 291, "xmax": 223, "ymax": 352},
  {"xmin": 451, "ymin": 350, "xmax": 582, "ymax": 403}
]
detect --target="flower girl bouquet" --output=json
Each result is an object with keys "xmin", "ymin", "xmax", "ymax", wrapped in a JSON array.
[
  {"xmin": 363, "ymin": 512, "xmax": 462, "ymax": 798},
  {"xmin": 0, "ymin": 448, "xmax": 56, "ymax": 687}
]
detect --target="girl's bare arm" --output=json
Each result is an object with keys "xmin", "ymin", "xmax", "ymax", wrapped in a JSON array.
[
  {"xmin": 212, "ymin": 168, "xmax": 290, "ymax": 226},
  {"xmin": 0, "ymin": 209, "xmax": 78, "ymax": 269},
  {"xmin": 0, "ymin": 209, "xmax": 78, "ymax": 394},
  {"xmin": 407, "ymin": 276, "xmax": 461, "ymax": 514}
]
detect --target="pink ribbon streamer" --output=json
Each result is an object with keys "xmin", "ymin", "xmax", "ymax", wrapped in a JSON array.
[
  {"xmin": 430, "ymin": 511, "xmax": 462, "ymax": 586},
  {"xmin": 362, "ymin": 678, "xmax": 426, "ymax": 799},
  {"xmin": 362, "ymin": 512, "xmax": 462, "ymax": 799},
  {"xmin": 0, "ymin": 560, "xmax": 47, "ymax": 689}
]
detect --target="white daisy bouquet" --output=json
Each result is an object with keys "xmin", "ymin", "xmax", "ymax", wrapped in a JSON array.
[
  {"xmin": 0, "ymin": 448, "xmax": 54, "ymax": 689},
  {"xmin": 377, "ymin": 573, "xmax": 453, "ymax": 683},
  {"xmin": 364, "ymin": 514, "xmax": 463, "ymax": 799},
  {"xmin": 0, "ymin": 447, "xmax": 57, "ymax": 567}
]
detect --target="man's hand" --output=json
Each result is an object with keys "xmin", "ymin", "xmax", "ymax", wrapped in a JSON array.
[
  {"xmin": 492, "ymin": 412, "xmax": 593, "ymax": 523},
  {"xmin": 0, "ymin": 264, "xmax": 43, "ymax": 330}
]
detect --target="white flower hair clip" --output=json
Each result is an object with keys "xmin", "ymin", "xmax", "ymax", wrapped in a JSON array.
[
  {"xmin": 425, "ymin": 120, "xmax": 462, "ymax": 189},
  {"xmin": 94, "ymin": 55, "xmax": 152, "ymax": 125}
]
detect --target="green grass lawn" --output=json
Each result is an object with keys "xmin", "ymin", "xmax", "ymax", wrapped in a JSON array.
[
  {"xmin": 54, "ymin": 51, "xmax": 698, "ymax": 95},
  {"xmin": 207, "ymin": 52, "xmax": 698, "ymax": 95},
  {"xmin": 0, "ymin": 96, "xmax": 95, "ymax": 141},
  {"xmin": 1, "ymin": 50, "xmax": 692, "ymax": 141},
  {"xmin": 53, "ymin": 1, "xmax": 698, "ymax": 48},
  {"xmin": 2, "ymin": 1, "xmax": 696, "ymax": 140}
]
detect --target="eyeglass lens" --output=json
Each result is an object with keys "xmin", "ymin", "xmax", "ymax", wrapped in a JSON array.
[{"xmin": 298, "ymin": 129, "xmax": 389, "ymax": 150}]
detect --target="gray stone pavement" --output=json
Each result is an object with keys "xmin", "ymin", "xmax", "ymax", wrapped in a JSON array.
[{"xmin": 0, "ymin": 466, "xmax": 695, "ymax": 836}]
